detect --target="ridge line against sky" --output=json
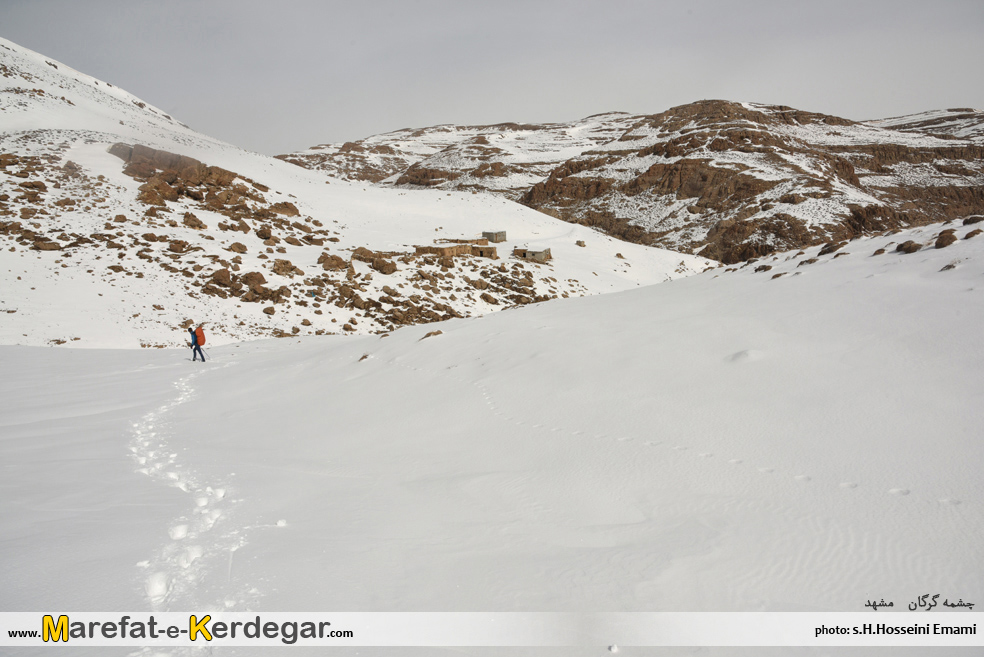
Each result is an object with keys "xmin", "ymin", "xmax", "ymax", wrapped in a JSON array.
[{"xmin": 2, "ymin": 0, "xmax": 983, "ymax": 155}]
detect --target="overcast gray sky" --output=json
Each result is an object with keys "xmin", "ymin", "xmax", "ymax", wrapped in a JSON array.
[{"xmin": 3, "ymin": 0, "xmax": 982, "ymax": 155}]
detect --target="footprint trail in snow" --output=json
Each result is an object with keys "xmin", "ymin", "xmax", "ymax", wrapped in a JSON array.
[{"xmin": 128, "ymin": 364, "xmax": 257, "ymax": 614}]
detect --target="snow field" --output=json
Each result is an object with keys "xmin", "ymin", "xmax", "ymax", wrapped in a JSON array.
[{"xmin": 6, "ymin": 222, "xmax": 981, "ymax": 609}]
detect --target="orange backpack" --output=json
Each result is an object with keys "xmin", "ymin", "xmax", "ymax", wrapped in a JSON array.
[{"xmin": 194, "ymin": 326, "xmax": 206, "ymax": 345}]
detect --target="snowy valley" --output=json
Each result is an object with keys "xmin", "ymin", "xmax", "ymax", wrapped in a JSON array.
[{"xmin": 1, "ymin": 33, "xmax": 983, "ymax": 657}]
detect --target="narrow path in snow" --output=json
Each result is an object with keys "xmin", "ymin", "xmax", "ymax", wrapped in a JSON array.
[{"xmin": 127, "ymin": 360, "xmax": 257, "ymax": 615}]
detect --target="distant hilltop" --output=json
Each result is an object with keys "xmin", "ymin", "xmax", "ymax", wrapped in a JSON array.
[{"xmin": 280, "ymin": 102, "xmax": 984, "ymax": 263}]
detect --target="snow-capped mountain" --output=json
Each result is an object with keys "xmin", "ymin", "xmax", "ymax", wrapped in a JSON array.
[
  {"xmin": 281, "ymin": 102, "xmax": 984, "ymax": 263},
  {"xmin": 0, "ymin": 37, "xmax": 711, "ymax": 349}
]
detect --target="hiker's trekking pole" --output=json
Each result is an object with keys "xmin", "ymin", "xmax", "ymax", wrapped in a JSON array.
[{"xmin": 202, "ymin": 348, "xmax": 210, "ymax": 361}]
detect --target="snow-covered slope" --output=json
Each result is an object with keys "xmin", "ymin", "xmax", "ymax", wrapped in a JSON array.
[
  {"xmin": 866, "ymin": 108, "xmax": 984, "ymax": 142},
  {"xmin": 0, "ymin": 37, "xmax": 711, "ymax": 348},
  {"xmin": 282, "ymin": 102, "xmax": 984, "ymax": 264},
  {"xmin": 3, "ymin": 220, "xmax": 981, "ymax": 655}
]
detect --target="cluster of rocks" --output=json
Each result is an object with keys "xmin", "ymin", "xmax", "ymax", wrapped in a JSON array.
[
  {"xmin": 724, "ymin": 218, "xmax": 983, "ymax": 281},
  {"xmin": 877, "ymin": 219, "xmax": 983, "ymax": 255},
  {"xmin": 0, "ymin": 151, "xmax": 83, "ymax": 250},
  {"xmin": 110, "ymin": 143, "xmax": 335, "ymax": 254},
  {"xmin": 292, "ymin": 247, "xmax": 561, "ymax": 332},
  {"xmin": 203, "ymin": 268, "xmax": 289, "ymax": 302}
]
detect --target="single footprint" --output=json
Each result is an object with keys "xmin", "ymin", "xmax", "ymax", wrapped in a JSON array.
[
  {"xmin": 177, "ymin": 545, "xmax": 204, "ymax": 569},
  {"xmin": 794, "ymin": 475, "xmax": 811, "ymax": 482},
  {"xmin": 617, "ymin": 436, "xmax": 632, "ymax": 442},
  {"xmin": 145, "ymin": 572, "xmax": 169, "ymax": 601},
  {"xmin": 726, "ymin": 349, "xmax": 762, "ymax": 363},
  {"xmin": 674, "ymin": 445, "xmax": 687, "ymax": 451},
  {"xmin": 839, "ymin": 482, "xmax": 858, "ymax": 489},
  {"xmin": 729, "ymin": 459, "xmax": 743, "ymax": 464},
  {"xmin": 939, "ymin": 498, "xmax": 961, "ymax": 505},
  {"xmin": 758, "ymin": 467, "xmax": 774, "ymax": 473},
  {"xmin": 201, "ymin": 509, "xmax": 222, "ymax": 530},
  {"xmin": 889, "ymin": 488, "xmax": 910, "ymax": 496},
  {"xmin": 169, "ymin": 524, "xmax": 189, "ymax": 540},
  {"xmin": 699, "ymin": 452, "xmax": 713, "ymax": 458}
]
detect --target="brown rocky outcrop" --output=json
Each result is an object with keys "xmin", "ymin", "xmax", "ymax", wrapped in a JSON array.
[
  {"xmin": 351, "ymin": 247, "xmax": 376, "ymax": 263},
  {"xmin": 272, "ymin": 258, "xmax": 303, "ymax": 277},
  {"xmin": 240, "ymin": 271, "xmax": 267, "ymax": 289},
  {"xmin": 697, "ymin": 213, "xmax": 819, "ymax": 264},
  {"xmin": 371, "ymin": 258, "xmax": 397, "ymax": 275},
  {"xmin": 396, "ymin": 164, "xmax": 463, "ymax": 187},
  {"xmin": 182, "ymin": 212, "xmax": 205, "ymax": 229},
  {"xmin": 112, "ymin": 143, "xmax": 237, "ymax": 188},
  {"xmin": 210, "ymin": 268, "xmax": 233, "ymax": 286},
  {"xmin": 270, "ymin": 201, "xmax": 299, "ymax": 216},
  {"xmin": 318, "ymin": 253, "xmax": 347, "ymax": 271}
]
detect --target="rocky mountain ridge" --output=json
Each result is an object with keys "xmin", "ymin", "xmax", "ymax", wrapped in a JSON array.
[{"xmin": 281, "ymin": 104, "xmax": 984, "ymax": 263}]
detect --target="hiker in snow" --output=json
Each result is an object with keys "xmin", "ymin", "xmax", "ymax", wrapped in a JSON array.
[{"xmin": 189, "ymin": 325, "xmax": 206, "ymax": 362}]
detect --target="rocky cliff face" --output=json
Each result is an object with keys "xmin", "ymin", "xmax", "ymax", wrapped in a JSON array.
[{"xmin": 280, "ymin": 102, "xmax": 984, "ymax": 263}]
